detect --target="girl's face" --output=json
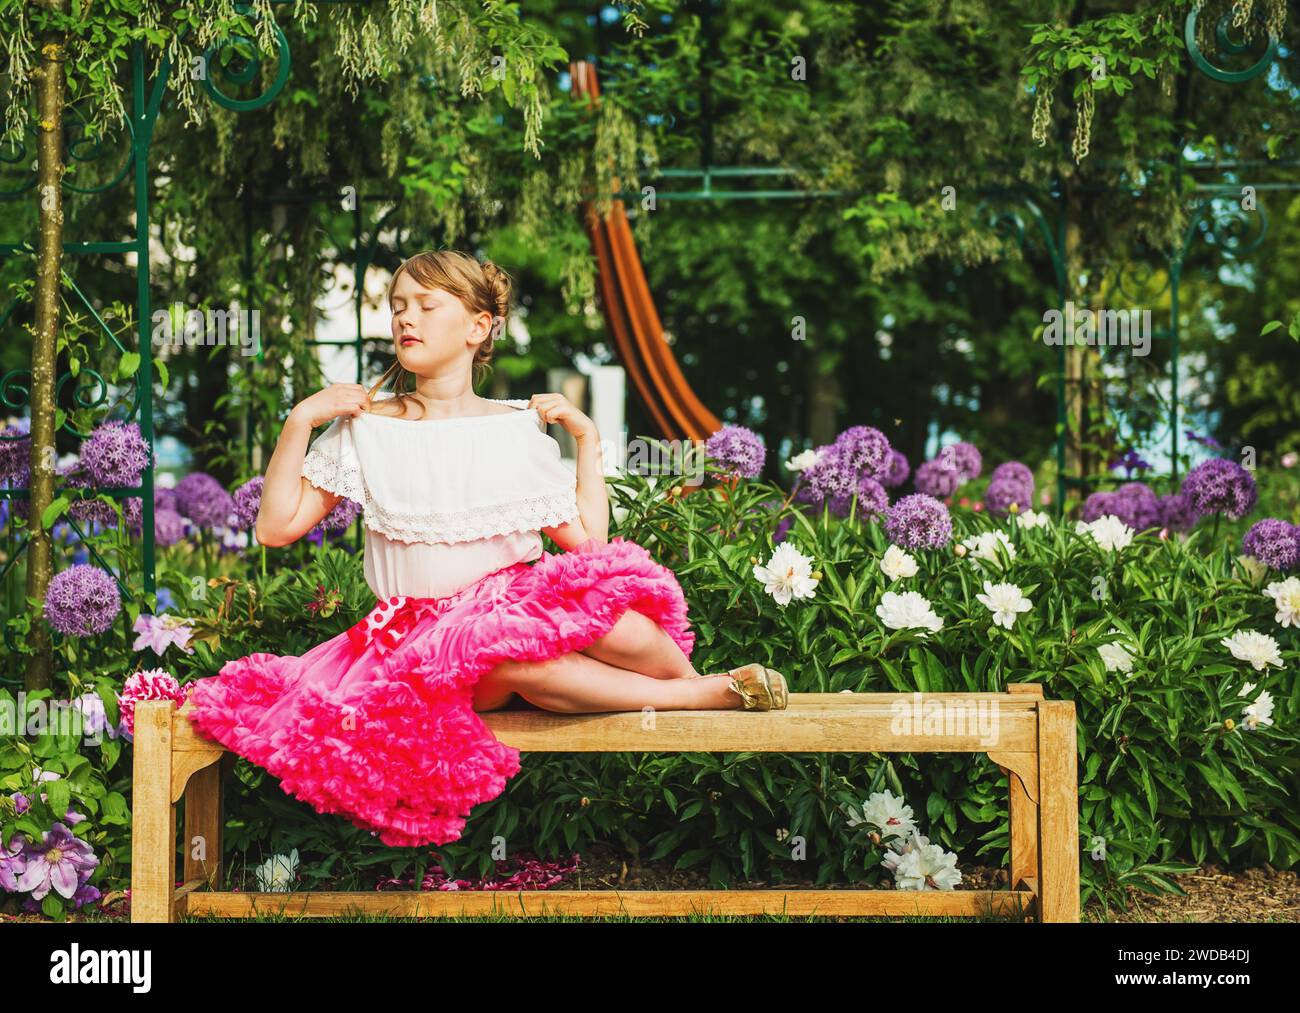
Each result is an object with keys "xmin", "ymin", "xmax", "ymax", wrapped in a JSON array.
[{"xmin": 389, "ymin": 270, "xmax": 493, "ymax": 373}]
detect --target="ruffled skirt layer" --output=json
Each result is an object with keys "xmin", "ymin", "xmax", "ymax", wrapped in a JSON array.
[{"xmin": 182, "ymin": 537, "xmax": 694, "ymax": 848}]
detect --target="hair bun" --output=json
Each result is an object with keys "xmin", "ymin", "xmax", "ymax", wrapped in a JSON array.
[{"xmin": 480, "ymin": 259, "xmax": 512, "ymax": 323}]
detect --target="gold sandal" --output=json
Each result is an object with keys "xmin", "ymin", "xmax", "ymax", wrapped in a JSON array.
[{"xmin": 725, "ymin": 664, "xmax": 789, "ymax": 711}]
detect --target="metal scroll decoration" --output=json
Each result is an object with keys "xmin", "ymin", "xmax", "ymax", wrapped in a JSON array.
[
  {"xmin": 1184, "ymin": 5, "xmax": 1279, "ymax": 84},
  {"xmin": 199, "ymin": 5, "xmax": 292, "ymax": 113}
]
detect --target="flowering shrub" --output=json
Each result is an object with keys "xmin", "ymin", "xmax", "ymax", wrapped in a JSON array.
[
  {"xmin": 594, "ymin": 461, "xmax": 1298, "ymax": 906},
  {"xmin": 5, "ymin": 411, "xmax": 1300, "ymax": 911}
]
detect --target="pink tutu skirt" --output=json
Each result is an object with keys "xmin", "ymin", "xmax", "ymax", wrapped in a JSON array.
[{"xmin": 183, "ymin": 536, "xmax": 694, "ymax": 848}]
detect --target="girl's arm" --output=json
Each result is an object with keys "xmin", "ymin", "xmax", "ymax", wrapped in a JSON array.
[
  {"xmin": 255, "ymin": 383, "xmax": 371, "ymax": 547},
  {"xmin": 573, "ymin": 426, "xmax": 609, "ymax": 544},
  {"xmin": 542, "ymin": 515, "xmax": 593, "ymax": 551},
  {"xmin": 529, "ymin": 391, "xmax": 609, "ymax": 548}
]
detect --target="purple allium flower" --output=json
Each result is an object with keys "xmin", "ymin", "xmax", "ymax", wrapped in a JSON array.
[
  {"xmin": 798, "ymin": 445, "xmax": 858, "ymax": 503},
  {"xmin": 76, "ymin": 420, "xmax": 151, "ymax": 487},
  {"xmin": 315, "ymin": 496, "xmax": 361, "ymax": 533},
  {"xmin": 66, "ymin": 483, "xmax": 142, "ymax": 535},
  {"xmin": 1109, "ymin": 482, "xmax": 1162, "ymax": 532},
  {"xmin": 155, "ymin": 486, "xmax": 178, "ymax": 513},
  {"xmin": 882, "ymin": 449, "xmax": 910, "ymax": 488},
  {"xmin": 13, "ymin": 822, "xmax": 98, "ymax": 901},
  {"xmin": 1180, "ymin": 459, "xmax": 1258, "ymax": 520},
  {"xmin": 43, "ymin": 564, "xmax": 122, "ymax": 637},
  {"xmin": 231, "ymin": 476, "xmax": 263, "ymax": 531},
  {"xmin": 174, "ymin": 472, "xmax": 236, "ymax": 530},
  {"xmin": 1158, "ymin": 492, "xmax": 1199, "ymax": 532},
  {"xmin": 153, "ymin": 508, "xmax": 187, "ymax": 547},
  {"xmin": 914, "ymin": 457, "xmax": 962, "ymax": 499},
  {"xmin": 0, "ymin": 423, "xmax": 31, "ymax": 484},
  {"xmin": 828, "ymin": 475, "xmax": 889, "ymax": 519},
  {"xmin": 991, "ymin": 461, "xmax": 1034, "ymax": 495},
  {"xmin": 1081, "ymin": 491, "xmax": 1118, "ymax": 523},
  {"xmin": 942, "ymin": 441, "xmax": 982, "ymax": 481},
  {"xmin": 884, "ymin": 493, "xmax": 953, "ymax": 550},
  {"xmin": 704, "ymin": 425, "xmax": 766, "ymax": 480},
  {"xmin": 984, "ymin": 476, "xmax": 1033, "ymax": 518},
  {"xmin": 1241, "ymin": 519, "xmax": 1300, "ymax": 571},
  {"xmin": 832, "ymin": 426, "xmax": 891, "ymax": 481}
]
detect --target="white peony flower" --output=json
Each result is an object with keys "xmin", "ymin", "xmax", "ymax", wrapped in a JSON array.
[
  {"xmin": 880, "ymin": 544, "xmax": 919, "ymax": 581},
  {"xmin": 785, "ymin": 448, "xmax": 822, "ymax": 472},
  {"xmin": 255, "ymin": 848, "xmax": 299, "ymax": 892},
  {"xmin": 974, "ymin": 580, "xmax": 1033, "ymax": 630},
  {"xmin": 876, "ymin": 590, "xmax": 944, "ymax": 636},
  {"xmin": 1221, "ymin": 630, "xmax": 1285, "ymax": 672},
  {"xmin": 1242, "ymin": 690, "xmax": 1275, "ymax": 730},
  {"xmin": 1098, "ymin": 628, "xmax": 1135, "ymax": 674},
  {"xmin": 1237, "ymin": 680, "xmax": 1257, "ymax": 698},
  {"xmin": 1075, "ymin": 514, "xmax": 1135, "ymax": 552},
  {"xmin": 845, "ymin": 789, "xmax": 917, "ymax": 843},
  {"xmin": 881, "ymin": 832, "xmax": 930, "ymax": 873},
  {"xmin": 1264, "ymin": 577, "xmax": 1300, "ymax": 629},
  {"xmin": 752, "ymin": 542, "xmax": 820, "ymax": 607},
  {"xmin": 960, "ymin": 530, "xmax": 1016, "ymax": 568},
  {"xmin": 1236, "ymin": 554, "xmax": 1270, "ymax": 587},
  {"xmin": 1014, "ymin": 508, "xmax": 1051, "ymax": 530},
  {"xmin": 893, "ymin": 840, "xmax": 963, "ymax": 890}
]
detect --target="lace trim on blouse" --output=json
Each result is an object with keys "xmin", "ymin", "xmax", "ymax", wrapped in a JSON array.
[
  {"xmin": 301, "ymin": 446, "xmax": 366, "ymax": 503},
  {"xmin": 300, "ymin": 402, "xmax": 579, "ymax": 544},
  {"xmin": 363, "ymin": 488, "xmax": 578, "ymax": 544}
]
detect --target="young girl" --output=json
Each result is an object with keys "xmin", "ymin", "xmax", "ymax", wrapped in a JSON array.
[{"xmin": 180, "ymin": 249, "xmax": 787, "ymax": 849}]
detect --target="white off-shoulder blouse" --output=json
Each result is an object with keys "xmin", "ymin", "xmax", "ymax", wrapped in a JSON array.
[{"xmin": 299, "ymin": 396, "xmax": 579, "ymax": 600}]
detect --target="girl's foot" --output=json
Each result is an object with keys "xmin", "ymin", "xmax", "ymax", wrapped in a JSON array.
[{"xmin": 723, "ymin": 664, "xmax": 788, "ymax": 711}]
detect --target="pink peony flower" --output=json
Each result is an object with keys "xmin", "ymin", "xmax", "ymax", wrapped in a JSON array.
[{"xmin": 118, "ymin": 668, "xmax": 190, "ymax": 736}]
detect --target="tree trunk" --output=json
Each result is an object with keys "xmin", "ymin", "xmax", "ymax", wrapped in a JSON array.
[
  {"xmin": 806, "ymin": 359, "xmax": 842, "ymax": 447},
  {"xmin": 24, "ymin": 1, "xmax": 69, "ymax": 690},
  {"xmin": 1062, "ymin": 182, "xmax": 1103, "ymax": 508}
]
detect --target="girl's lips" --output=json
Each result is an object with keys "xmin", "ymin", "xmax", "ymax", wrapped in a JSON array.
[{"xmin": 400, "ymin": 336, "xmax": 421, "ymax": 345}]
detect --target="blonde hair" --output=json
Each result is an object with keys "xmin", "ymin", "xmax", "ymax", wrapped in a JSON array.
[{"xmin": 369, "ymin": 250, "xmax": 513, "ymax": 416}]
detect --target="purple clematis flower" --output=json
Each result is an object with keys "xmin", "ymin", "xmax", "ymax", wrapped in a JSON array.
[
  {"xmin": 15, "ymin": 822, "xmax": 99, "ymax": 901},
  {"xmin": 132, "ymin": 613, "xmax": 195, "ymax": 656}
]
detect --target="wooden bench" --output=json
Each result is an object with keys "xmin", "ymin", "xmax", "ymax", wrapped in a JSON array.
[{"xmin": 130, "ymin": 682, "xmax": 1078, "ymax": 922}]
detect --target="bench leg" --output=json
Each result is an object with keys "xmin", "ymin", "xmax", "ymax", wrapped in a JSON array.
[
  {"xmin": 1008, "ymin": 766, "xmax": 1038, "ymax": 895},
  {"xmin": 183, "ymin": 761, "xmax": 224, "ymax": 892},
  {"xmin": 130, "ymin": 700, "xmax": 176, "ymax": 923},
  {"xmin": 1037, "ymin": 700, "xmax": 1080, "ymax": 922}
]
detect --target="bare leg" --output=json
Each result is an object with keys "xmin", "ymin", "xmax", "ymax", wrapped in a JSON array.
[
  {"xmin": 473, "ymin": 651, "xmax": 741, "ymax": 714},
  {"xmin": 578, "ymin": 607, "xmax": 701, "ymax": 680}
]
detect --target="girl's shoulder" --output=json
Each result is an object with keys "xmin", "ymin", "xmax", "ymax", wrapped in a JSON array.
[
  {"xmin": 363, "ymin": 393, "xmax": 533, "ymax": 422},
  {"xmin": 356, "ymin": 394, "xmax": 544, "ymax": 433}
]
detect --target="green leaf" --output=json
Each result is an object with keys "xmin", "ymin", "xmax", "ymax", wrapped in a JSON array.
[
  {"xmin": 117, "ymin": 351, "xmax": 141, "ymax": 381},
  {"xmin": 41, "ymin": 496, "xmax": 70, "ymax": 530}
]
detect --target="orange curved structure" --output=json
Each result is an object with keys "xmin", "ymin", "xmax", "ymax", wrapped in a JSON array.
[{"xmin": 570, "ymin": 60, "xmax": 722, "ymax": 442}]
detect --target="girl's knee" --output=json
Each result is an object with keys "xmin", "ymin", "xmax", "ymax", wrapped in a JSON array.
[{"xmin": 488, "ymin": 656, "xmax": 556, "ymax": 688}]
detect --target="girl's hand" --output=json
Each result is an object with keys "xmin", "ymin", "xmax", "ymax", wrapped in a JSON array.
[
  {"xmin": 291, "ymin": 384, "xmax": 372, "ymax": 429},
  {"xmin": 529, "ymin": 392, "xmax": 597, "ymax": 442}
]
